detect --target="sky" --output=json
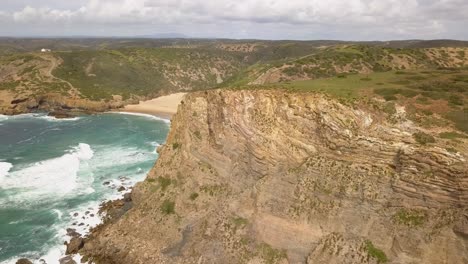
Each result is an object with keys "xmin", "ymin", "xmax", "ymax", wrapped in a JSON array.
[{"xmin": 0, "ymin": 0, "xmax": 467, "ymax": 40}]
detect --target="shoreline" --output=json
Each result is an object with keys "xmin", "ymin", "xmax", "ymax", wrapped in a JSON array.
[
  {"xmin": 0, "ymin": 92, "xmax": 187, "ymax": 120},
  {"xmin": 118, "ymin": 92, "xmax": 186, "ymax": 120}
]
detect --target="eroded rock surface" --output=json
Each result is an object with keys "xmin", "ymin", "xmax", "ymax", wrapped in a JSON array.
[{"xmin": 82, "ymin": 90, "xmax": 468, "ymax": 264}]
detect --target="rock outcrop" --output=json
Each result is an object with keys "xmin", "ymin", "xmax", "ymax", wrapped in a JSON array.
[
  {"xmin": 0, "ymin": 92, "xmax": 127, "ymax": 116},
  {"xmin": 81, "ymin": 90, "xmax": 468, "ymax": 264}
]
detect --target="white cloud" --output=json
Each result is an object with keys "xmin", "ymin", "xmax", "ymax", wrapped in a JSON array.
[{"xmin": 1, "ymin": 0, "xmax": 468, "ymax": 39}]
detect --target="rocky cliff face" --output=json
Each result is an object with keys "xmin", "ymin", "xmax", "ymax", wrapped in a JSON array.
[{"xmin": 82, "ymin": 90, "xmax": 468, "ymax": 264}]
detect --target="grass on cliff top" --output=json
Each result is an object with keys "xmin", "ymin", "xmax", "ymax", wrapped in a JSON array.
[{"xmin": 230, "ymin": 68, "xmax": 468, "ymax": 133}]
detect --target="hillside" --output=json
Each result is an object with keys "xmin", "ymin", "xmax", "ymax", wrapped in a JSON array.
[
  {"xmin": 1, "ymin": 39, "xmax": 468, "ymax": 116},
  {"xmin": 223, "ymin": 45, "xmax": 468, "ymax": 86}
]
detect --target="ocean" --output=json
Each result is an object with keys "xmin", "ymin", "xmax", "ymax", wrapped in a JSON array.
[{"xmin": 0, "ymin": 112, "xmax": 170, "ymax": 263}]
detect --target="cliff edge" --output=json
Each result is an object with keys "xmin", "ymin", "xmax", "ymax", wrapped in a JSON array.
[{"xmin": 81, "ymin": 89, "xmax": 468, "ymax": 264}]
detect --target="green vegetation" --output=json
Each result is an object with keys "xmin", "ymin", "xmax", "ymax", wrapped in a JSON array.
[
  {"xmin": 200, "ymin": 184, "xmax": 226, "ymax": 196},
  {"xmin": 193, "ymin": 131, "xmax": 202, "ymax": 140},
  {"xmin": 413, "ymin": 132, "xmax": 436, "ymax": 145},
  {"xmin": 52, "ymin": 48, "xmax": 244, "ymax": 100},
  {"xmin": 394, "ymin": 209, "xmax": 426, "ymax": 227},
  {"xmin": 446, "ymin": 147, "xmax": 458, "ymax": 153},
  {"xmin": 172, "ymin": 142, "xmax": 181, "ymax": 150},
  {"xmin": 365, "ymin": 240, "xmax": 388, "ymax": 263},
  {"xmin": 157, "ymin": 177, "xmax": 172, "ymax": 191},
  {"xmin": 257, "ymin": 243, "xmax": 287, "ymax": 264},
  {"xmin": 232, "ymin": 217, "xmax": 248, "ymax": 228},
  {"xmin": 439, "ymin": 131, "xmax": 468, "ymax": 139},
  {"xmin": 189, "ymin": 192, "xmax": 199, "ymax": 200},
  {"xmin": 160, "ymin": 200, "xmax": 175, "ymax": 214},
  {"xmin": 446, "ymin": 109, "xmax": 468, "ymax": 133}
]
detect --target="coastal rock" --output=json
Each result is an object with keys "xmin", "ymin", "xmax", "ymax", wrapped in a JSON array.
[
  {"xmin": 123, "ymin": 193, "xmax": 132, "ymax": 202},
  {"xmin": 66, "ymin": 228, "xmax": 81, "ymax": 238},
  {"xmin": 48, "ymin": 111, "xmax": 74, "ymax": 119},
  {"xmin": 59, "ymin": 256, "xmax": 77, "ymax": 264},
  {"xmin": 66, "ymin": 237, "xmax": 84, "ymax": 255},
  {"xmin": 16, "ymin": 259, "xmax": 33, "ymax": 264},
  {"xmin": 81, "ymin": 90, "xmax": 468, "ymax": 264},
  {"xmin": 117, "ymin": 186, "xmax": 126, "ymax": 192}
]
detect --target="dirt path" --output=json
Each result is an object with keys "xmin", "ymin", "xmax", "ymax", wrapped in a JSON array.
[{"xmin": 37, "ymin": 53, "xmax": 82, "ymax": 98}]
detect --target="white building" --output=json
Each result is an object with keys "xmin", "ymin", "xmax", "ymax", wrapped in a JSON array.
[{"xmin": 41, "ymin": 48, "xmax": 51, "ymax": 52}]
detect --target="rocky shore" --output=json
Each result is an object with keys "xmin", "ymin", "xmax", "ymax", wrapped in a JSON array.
[
  {"xmin": 0, "ymin": 91, "xmax": 186, "ymax": 121},
  {"xmin": 0, "ymin": 93, "xmax": 129, "ymax": 117}
]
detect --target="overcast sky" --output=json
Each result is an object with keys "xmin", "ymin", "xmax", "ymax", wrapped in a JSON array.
[{"xmin": 1, "ymin": 0, "xmax": 467, "ymax": 40}]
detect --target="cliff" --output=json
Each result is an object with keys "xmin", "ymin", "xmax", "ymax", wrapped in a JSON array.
[{"xmin": 81, "ymin": 89, "xmax": 468, "ymax": 264}]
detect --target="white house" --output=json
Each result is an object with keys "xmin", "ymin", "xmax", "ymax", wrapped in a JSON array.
[{"xmin": 41, "ymin": 48, "xmax": 51, "ymax": 52}]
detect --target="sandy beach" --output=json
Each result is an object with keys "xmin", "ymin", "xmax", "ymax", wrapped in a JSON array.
[{"xmin": 121, "ymin": 93, "xmax": 186, "ymax": 119}]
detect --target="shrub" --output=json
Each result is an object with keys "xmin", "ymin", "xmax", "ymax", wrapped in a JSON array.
[
  {"xmin": 383, "ymin": 95, "xmax": 397, "ymax": 101},
  {"xmin": 194, "ymin": 131, "xmax": 202, "ymax": 140},
  {"xmin": 365, "ymin": 240, "xmax": 388, "ymax": 263},
  {"xmin": 413, "ymin": 132, "xmax": 435, "ymax": 145},
  {"xmin": 382, "ymin": 102, "xmax": 396, "ymax": 115},
  {"xmin": 337, "ymin": 73, "xmax": 347, "ymax": 78},
  {"xmin": 420, "ymin": 109, "xmax": 433, "ymax": 116},
  {"xmin": 161, "ymin": 200, "xmax": 175, "ymax": 214},
  {"xmin": 446, "ymin": 109, "xmax": 468, "ymax": 133},
  {"xmin": 232, "ymin": 217, "xmax": 248, "ymax": 227},
  {"xmin": 446, "ymin": 147, "xmax": 458, "ymax": 153},
  {"xmin": 394, "ymin": 209, "xmax": 426, "ymax": 226},
  {"xmin": 189, "ymin": 192, "xmax": 199, "ymax": 200},
  {"xmin": 399, "ymin": 89, "xmax": 419, "ymax": 98},
  {"xmin": 439, "ymin": 131, "xmax": 468, "ymax": 139},
  {"xmin": 157, "ymin": 177, "xmax": 172, "ymax": 191},
  {"xmin": 416, "ymin": 96, "xmax": 430, "ymax": 104},
  {"xmin": 172, "ymin": 142, "xmax": 181, "ymax": 150},
  {"xmin": 258, "ymin": 243, "xmax": 287, "ymax": 264},
  {"xmin": 448, "ymin": 95, "xmax": 463, "ymax": 106}
]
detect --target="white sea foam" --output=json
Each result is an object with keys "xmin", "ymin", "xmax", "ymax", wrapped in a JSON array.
[
  {"xmin": 0, "ymin": 144, "xmax": 94, "ymax": 202},
  {"xmin": 37, "ymin": 115, "xmax": 81, "ymax": 122},
  {"xmin": 0, "ymin": 162, "xmax": 13, "ymax": 182},
  {"xmin": 109, "ymin": 111, "xmax": 171, "ymax": 123},
  {"xmin": 0, "ymin": 113, "xmax": 81, "ymax": 122},
  {"xmin": 0, "ymin": 114, "xmax": 8, "ymax": 122}
]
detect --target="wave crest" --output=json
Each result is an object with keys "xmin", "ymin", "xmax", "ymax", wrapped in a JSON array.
[{"xmin": 0, "ymin": 143, "xmax": 94, "ymax": 200}]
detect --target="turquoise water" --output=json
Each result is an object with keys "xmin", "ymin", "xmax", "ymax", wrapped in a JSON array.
[{"xmin": 0, "ymin": 113, "xmax": 169, "ymax": 263}]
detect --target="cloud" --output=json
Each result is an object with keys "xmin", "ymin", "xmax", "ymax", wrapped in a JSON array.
[{"xmin": 1, "ymin": 0, "xmax": 468, "ymax": 39}]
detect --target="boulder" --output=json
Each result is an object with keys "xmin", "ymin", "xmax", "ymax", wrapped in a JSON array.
[
  {"xmin": 66, "ymin": 237, "xmax": 84, "ymax": 255},
  {"xmin": 66, "ymin": 228, "xmax": 81, "ymax": 238},
  {"xmin": 59, "ymin": 256, "xmax": 77, "ymax": 264},
  {"xmin": 123, "ymin": 192, "xmax": 132, "ymax": 202},
  {"xmin": 16, "ymin": 259, "xmax": 33, "ymax": 264},
  {"xmin": 48, "ymin": 111, "xmax": 74, "ymax": 119}
]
